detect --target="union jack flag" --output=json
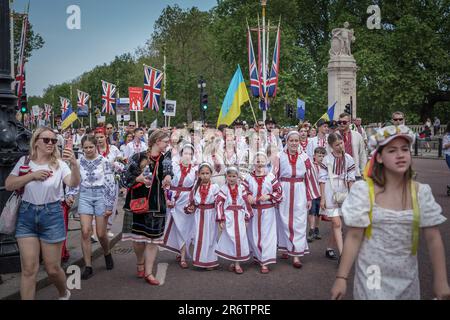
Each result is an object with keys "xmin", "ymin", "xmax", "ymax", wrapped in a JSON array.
[
  {"xmin": 15, "ymin": 14, "xmax": 28, "ymax": 108},
  {"xmin": 143, "ymin": 65, "xmax": 163, "ymax": 111},
  {"xmin": 44, "ymin": 104, "xmax": 52, "ymax": 121},
  {"xmin": 247, "ymin": 24, "xmax": 261, "ymax": 98},
  {"xmin": 267, "ymin": 24, "xmax": 280, "ymax": 98},
  {"xmin": 60, "ymin": 97, "xmax": 71, "ymax": 115},
  {"xmin": 77, "ymin": 90, "xmax": 90, "ymax": 108},
  {"xmin": 101, "ymin": 80, "xmax": 116, "ymax": 114}
]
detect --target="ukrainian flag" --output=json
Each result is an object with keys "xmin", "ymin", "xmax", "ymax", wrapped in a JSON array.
[
  {"xmin": 217, "ymin": 65, "xmax": 250, "ymax": 127},
  {"xmin": 61, "ymin": 105, "xmax": 78, "ymax": 130},
  {"xmin": 314, "ymin": 101, "xmax": 337, "ymax": 125}
]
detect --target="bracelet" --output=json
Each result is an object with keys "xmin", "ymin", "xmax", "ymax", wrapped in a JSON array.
[{"xmin": 336, "ymin": 276, "xmax": 348, "ymax": 280}]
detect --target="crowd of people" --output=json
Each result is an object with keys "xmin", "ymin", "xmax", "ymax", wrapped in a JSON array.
[{"xmin": 4, "ymin": 111, "xmax": 450, "ymax": 300}]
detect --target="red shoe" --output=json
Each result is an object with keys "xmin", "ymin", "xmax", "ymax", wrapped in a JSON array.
[
  {"xmin": 293, "ymin": 260, "xmax": 303, "ymax": 269},
  {"xmin": 234, "ymin": 265, "xmax": 244, "ymax": 274},
  {"xmin": 179, "ymin": 260, "xmax": 188, "ymax": 269},
  {"xmin": 175, "ymin": 255, "xmax": 181, "ymax": 262},
  {"xmin": 281, "ymin": 253, "xmax": 289, "ymax": 259},
  {"xmin": 144, "ymin": 274, "xmax": 160, "ymax": 286},
  {"xmin": 136, "ymin": 264, "xmax": 145, "ymax": 278},
  {"xmin": 228, "ymin": 264, "xmax": 235, "ymax": 272},
  {"xmin": 260, "ymin": 266, "xmax": 270, "ymax": 274}
]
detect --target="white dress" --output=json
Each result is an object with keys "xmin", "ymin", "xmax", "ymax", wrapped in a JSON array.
[
  {"xmin": 244, "ymin": 173, "xmax": 283, "ymax": 266},
  {"xmin": 162, "ymin": 163, "xmax": 197, "ymax": 255},
  {"xmin": 277, "ymin": 151, "xmax": 321, "ymax": 256},
  {"xmin": 189, "ymin": 183, "xmax": 220, "ymax": 268},
  {"xmin": 342, "ymin": 181, "xmax": 446, "ymax": 300},
  {"xmin": 319, "ymin": 153, "xmax": 356, "ymax": 217},
  {"xmin": 215, "ymin": 184, "xmax": 252, "ymax": 261}
]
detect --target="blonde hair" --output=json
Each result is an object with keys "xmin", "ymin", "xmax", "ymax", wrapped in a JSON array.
[
  {"xmin": 30, "ymin": 127, "xmax": 60, "ymax": 170},
  {"xmin": 148, "ymin": 129, "xmax": 170, "ymax": 149}
]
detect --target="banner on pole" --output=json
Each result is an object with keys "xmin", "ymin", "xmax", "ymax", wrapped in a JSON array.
[
  {"xmin": 129, "ymin": 87, "xmax": 143, "ymax": 112},
  {"xmin": 32, "ymin": 105, "xmax": 40, "ymax": 116},
  {"xmin": 164, "ymin": 100, "xmax": 176, "ymax": 117},
  {"xmin": 116, "ymin": 114, "xmax": 131, "ymax": 122},
  {"xmin": 97, "ymin": 116, "xmax": 106, "ymax": 123},
  {"xmin": 116, "ymin": 98, "xmax": 130, "ymax": 116}
]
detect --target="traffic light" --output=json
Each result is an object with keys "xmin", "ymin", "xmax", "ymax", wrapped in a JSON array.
[
  {"xmin": 201, "ymin": 93, "xmax": 208, "ymax": 111},
  {"xmin": 344, "ymin": 103, "xmax": 351, "ymax": 115},
  {"xmin": 20, "ymin": 94, "xmax": 28, "ymax": 114}
]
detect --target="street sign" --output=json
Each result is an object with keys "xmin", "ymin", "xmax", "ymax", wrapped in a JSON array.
[{"xmin": 164, "ymin": 100, "xmax": 176, "ymax": 117}]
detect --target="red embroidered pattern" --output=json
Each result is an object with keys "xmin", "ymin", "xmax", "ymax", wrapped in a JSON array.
[
  {"xmin": 228, "ymin": 184, "xmax": 238, "ymax": 203},
  {"xmin": 300, "ymin": 139, "xmax": 308, "ymax": 151},
  {"xmin": 199, "ymin": 183, "xmax": 211, "ymax": 204}
]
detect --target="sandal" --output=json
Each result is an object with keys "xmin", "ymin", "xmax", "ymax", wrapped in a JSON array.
[
  {"xmin": 228, "ymin": 263, "xmax": 235, "ymax": 272},
  {"xmin": 260, "ymin": 266, "xmax": 269, "ymax": 274},
  {"xmin": 175, "ymin": 255, "xmax": 181, "ymax": 262},
  {"xmin": 293, "ymin": 260, "xmax": 303, "ymax": 269},
  {"xmin": 144, "ymin": 274, "xmax": 160, "ymax": 286},
  {"xmin": 136, "ymin": 264, "xmax": 145, "ymax": 278},
  {"xmin": 234, "ymin": 265, "xmax": 244, "ymax": 274},
  {"xmin": 179, "ymin": 260, "xmax": 188, "ymax": 269}
]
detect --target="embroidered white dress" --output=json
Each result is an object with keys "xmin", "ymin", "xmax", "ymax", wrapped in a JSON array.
[
  {"xmin": 189, "ymin": 183, "xmax": 220, "ymax": 268},
  {"xmin": 244, "ymin": 173, "xmax": 282, "ymax": 266},
  {"xmin": 342, "ymin": 181, "xmax": 446, "ymax": 300},
  {"xmin": 162, "ymin": 163, "xmax": 197, "ymax": 255},
  {"xmin": 277, "ymin": 151, "xmax": 321, "ymax": 256},
  {"xmin": 215, "ymin": 184, "xmax": 252, "ymax": 261},
  {"xmin": 319, "ymin": 153, "xmax": 356, "ymax": 217}
]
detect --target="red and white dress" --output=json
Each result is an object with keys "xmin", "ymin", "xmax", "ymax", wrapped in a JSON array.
[
  {"xmin": 162, "ymin": 163, "xmax": 197, "ymax": 255},
  {"xmin": 243, "ymin": 172, "xmax": 282, "ymax": 266},
  {"xmin": 277, "ymin": 151, "xmax": 321, "ymax": 256},
  {"xmin": 215, "ymin": 184, "xmax": 252, "ymax": 262},
  {"xmin": 188, "ymin": 182, "xmax": 220, "ymax": 268}
]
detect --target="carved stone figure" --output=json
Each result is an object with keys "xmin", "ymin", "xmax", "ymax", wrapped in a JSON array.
[{"xmin": 329, "ymin": 22, "xmax": 356, "ymax": 57}]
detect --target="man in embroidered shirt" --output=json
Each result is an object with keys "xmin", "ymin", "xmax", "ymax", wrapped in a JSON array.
[
  {"xmin": 338, "ymin": 113, "xmax": 367, "ymax": 179},
  {"xmin": 123, "ymin": 127, "xmax": 148, "ymax": 158}
]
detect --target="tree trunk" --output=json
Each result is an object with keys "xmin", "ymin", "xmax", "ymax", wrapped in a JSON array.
[{"xmin": 420, "ymin": 91, "xmax": 450, "ymax": 122}]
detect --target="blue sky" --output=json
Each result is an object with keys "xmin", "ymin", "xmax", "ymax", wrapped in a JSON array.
[{"xmin": 12, "ymin": 0, "xmax": 217, "ymax": 96}]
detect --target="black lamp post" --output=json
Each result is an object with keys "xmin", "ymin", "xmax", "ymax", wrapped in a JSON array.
[
  {"xmin": 198, "ymin": 77, "xmax": 206, "ymax": 124},
  {"xmin": 0, "ymin": 0, "xmax": 31, "ymax": 274}
]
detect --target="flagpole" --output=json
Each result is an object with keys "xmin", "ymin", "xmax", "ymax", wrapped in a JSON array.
[
  {"xmin": 70, "ymin": 85, "xmax": 73, "ymax": 129},
  {"xmin": 164, "ymin": 53, "xmax": 167, "ymax": 128},
  {"xmin": 247, "ymin": 98, "xmax": 258, "ymax": 125},
  {"xmin": 261, "ymin": 0, "xmax": 267, "ymax": 122},
  {"xmin": 89, "ymin": 99, "xmax": 92, "ymax": 128}
]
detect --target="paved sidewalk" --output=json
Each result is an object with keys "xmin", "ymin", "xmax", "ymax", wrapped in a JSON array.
[{"xmin": 0, "ymin": 201, "xmax": 125, "ymax": 300}]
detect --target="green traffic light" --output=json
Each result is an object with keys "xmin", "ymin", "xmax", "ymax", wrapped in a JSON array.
[{"xmin": 20, "ymin": 107, "xmax": 27, "ymax": 114}]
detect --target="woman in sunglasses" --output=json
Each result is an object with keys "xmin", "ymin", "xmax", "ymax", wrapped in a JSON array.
[{"xmin": 6, "ymin": 127, "xmax": 80, "ymax": 300}]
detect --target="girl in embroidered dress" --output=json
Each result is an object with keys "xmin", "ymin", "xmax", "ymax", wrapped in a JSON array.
[
  {"xmin": 69, "ymin": 136, "xmax": 116, "ymax": 280},
  {"xmin": 319, "ymin": 133, "xmax": 356, "ymax": 261},
  {"xmin": 185, "ymin": 162, "xmax": 220, "ymax": 270},
  {"xmin": 277, "ymin": 131, "xmax": 321, "ymax": 268},
  {"xmin": 95, "ymin": 127, "xmax": 124, "ymax": 237},
  {"xmin": 244, "ymin": 152, "xmax": 283, "ymax": 274},
  {"xmin": 215, "ymin": 166, "xmax": 252, "ymax": 274},
  {"xmin": 298, "ymin": 126, "xmax": 309, "ymax": 153},
  {"xmin": 162, "ymin": 144, "xmax": 198, "ymax": 269},
  {"xmin": 331, "ymin": 125, "xmax": 449, "ymax": 300}
]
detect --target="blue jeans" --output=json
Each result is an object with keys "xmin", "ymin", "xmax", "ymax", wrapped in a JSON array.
[
  {"xmin": 446, "ymin": 155, "xmax": 450, "ymax": 170},
  {"xmin": 15, "ymin": 201, "xmax": 66, "ymax": 244},
  {"xmin": 78, "ymin": 187, "xmax": 106, "ymax": 216}
]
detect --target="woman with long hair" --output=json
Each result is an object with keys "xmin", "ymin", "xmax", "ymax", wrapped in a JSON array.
[
  {"xmin": 122, "ymin": 129, "xmax": 172, "ymax": 285},
  {"xmin": 6, "ymin": 127, "xmax": 80, "ymax": 300},
  {"xmin": 331, "ymin": 125, "xmax": 449, "ymax": 300}
]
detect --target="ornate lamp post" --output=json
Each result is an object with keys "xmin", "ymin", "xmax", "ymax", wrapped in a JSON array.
[{"xmin": 0, "ymin": 0, "xmax": 31, "ymax": 274}]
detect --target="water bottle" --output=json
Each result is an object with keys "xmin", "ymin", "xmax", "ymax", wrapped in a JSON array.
[{"xmin": 143, "ymin": 166, "xmax": 152, "ymax": 188}]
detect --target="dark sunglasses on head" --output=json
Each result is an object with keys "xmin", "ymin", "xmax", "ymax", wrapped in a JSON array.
[
  {"xmin": 38, "ymin": 137, "xmax": 58, "ymax": 145},
  {"xmin": 338, "ymin": 120, "xmax": 349, "ymax": 125},
  {"xmin": 393, "ymin": 118, "xmax": 404, "ymax": 121}
]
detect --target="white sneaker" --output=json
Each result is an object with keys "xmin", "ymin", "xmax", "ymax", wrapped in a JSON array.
[
  {"xmin": 58, "ymin": 289, "xmax": 71, "ymax": 300},
  {"xmin": 107, "ymin": 231, "xmax": 114, "ymax": 238}
]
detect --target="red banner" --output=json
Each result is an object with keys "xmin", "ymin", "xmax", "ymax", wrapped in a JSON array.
[{"xmin": 129, "ymin": 87, "xmax": 143, "ymax": 111}]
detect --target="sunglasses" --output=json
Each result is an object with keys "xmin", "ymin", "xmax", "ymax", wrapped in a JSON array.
[
  {"xmin": 38, "ymin": 137, "xmax": 58, "ymax": 145},
  {"xmin": 106, "ymin": 127, "xmax": 113, "ymax": 129},
  {"xmin": 393, "ymin": 118, "xmax": 404, "ymax": 121},
  {"xmin": 338, "ymin": 121, "xmax": 349, "ymax": 125}
]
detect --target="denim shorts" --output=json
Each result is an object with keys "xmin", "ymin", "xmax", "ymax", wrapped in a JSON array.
[
  {"xmin": 78, "ymin": 187, "xmax": 106, "ymax": 216},
  {"xmin": 15, "ymin": 201, "xmax": 66, "ymax": 244},
  {"xmin": 308, "ymin": 197, "xmax": 321, "ymax": 216}
]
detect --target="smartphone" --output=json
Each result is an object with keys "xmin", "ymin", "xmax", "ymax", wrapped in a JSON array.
[{"xmin": 65, "ymin": 138, "xmax": 73, "ymax": 150}]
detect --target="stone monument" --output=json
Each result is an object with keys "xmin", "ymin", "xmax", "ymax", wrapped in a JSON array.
[{"xmin": 328, "ymin": 22, "xmax": 357, "ymax": 120}]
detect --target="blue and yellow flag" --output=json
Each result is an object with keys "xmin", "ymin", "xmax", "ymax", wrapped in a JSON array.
[
  {"xmin": 217, "ymin": 65, "xmax": 250, "ymax": 127},
  {"xmin": 314, "ymin": 101, "xmax": 337, "ymax": 125},
  {"xmin": 61, "ymin": 105, "xmax": 78, "ymax": 130}
]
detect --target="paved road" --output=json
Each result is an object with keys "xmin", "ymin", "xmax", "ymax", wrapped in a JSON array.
[{"xmin": 35, "ymin": 158, "xmax": 450, "ymax": 300}]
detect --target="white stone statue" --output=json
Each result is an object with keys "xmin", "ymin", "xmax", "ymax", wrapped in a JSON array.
[{"xmin": 329, "ymin": 22, "xmax": 356, "ymax": 57}]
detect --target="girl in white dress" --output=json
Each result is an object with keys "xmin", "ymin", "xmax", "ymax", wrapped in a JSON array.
[
  {"xmin": 162, "ymin": 144, "xmax": 198, "ymax": 269},
  {"xmin": 319, "ymin": 133, "xmax": 356, "ymax": 259},
  {"xmin": 277, "ymin": 131, "xmax": 321, "ymax": 268},
  {"xmin": 244, "ymin": 152, "xmax": 283, "ymax": 274},
  {"xmin": 215, "ymin": 166, "xmax": 252, "ymax": 274},
  {"xmin": 185, "ymin": 162, "xmax": 220, "ymax": 270},
  {"xmin": 331, "ymin": 125, "xmax": 450, "ymax": 300}
]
